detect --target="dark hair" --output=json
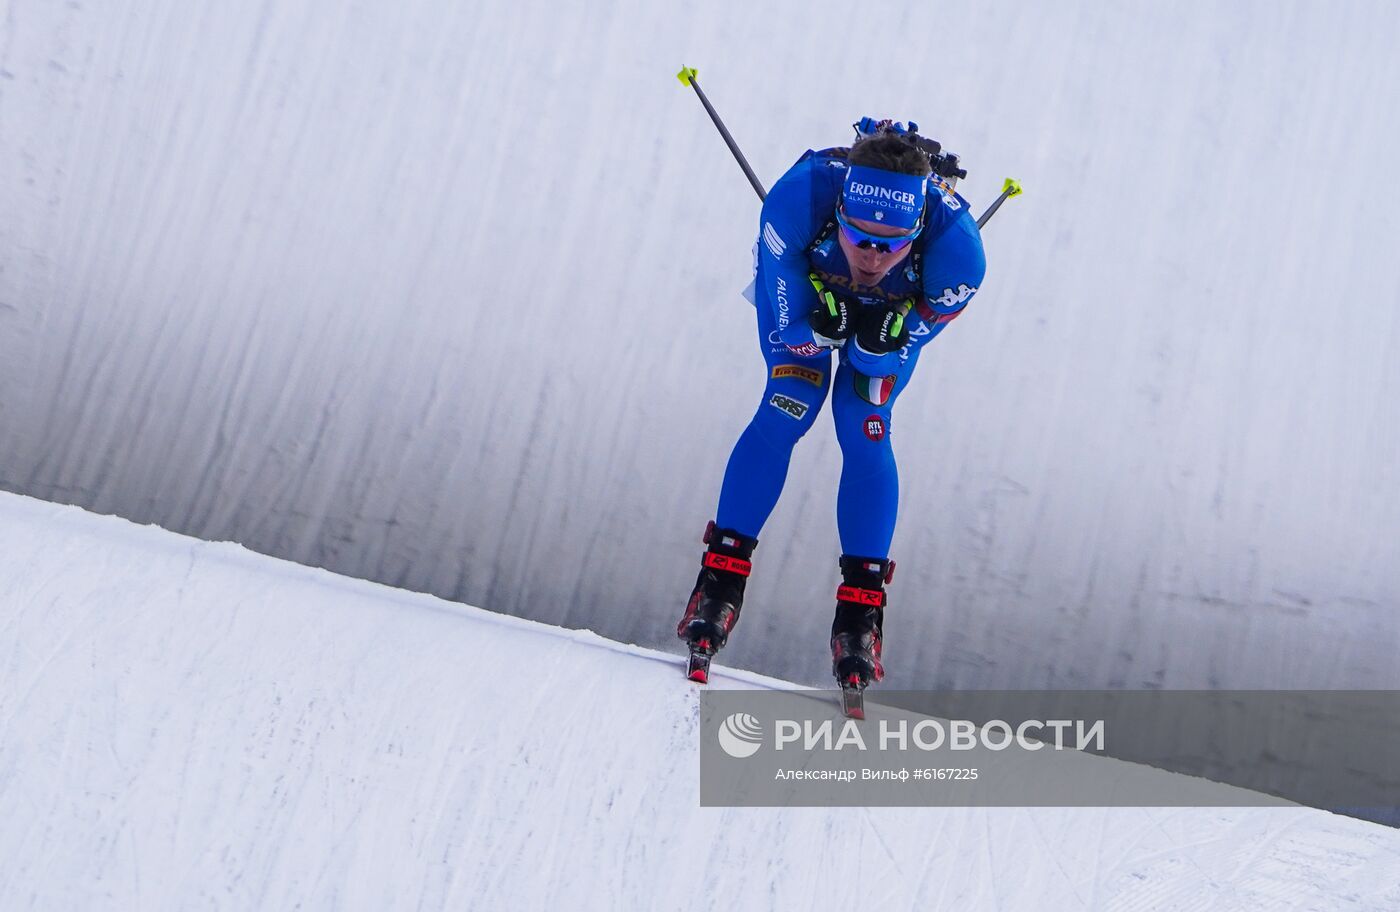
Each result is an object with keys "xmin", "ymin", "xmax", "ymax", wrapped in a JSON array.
[{"xmin": 848, "ymin": 133, "xmax": 932, "ymax": 178}]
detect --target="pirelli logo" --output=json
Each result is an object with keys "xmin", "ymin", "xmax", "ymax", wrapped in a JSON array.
[{"xmin": 771, "ymin": 365, "xmax": 825, "ymax": 388}]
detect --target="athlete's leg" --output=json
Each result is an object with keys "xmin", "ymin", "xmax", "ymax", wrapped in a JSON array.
[
  {"xmin": 714, "ymin": 301, "xmax": 832, "ymax": 539},
  {"xmin": 829, "ymin": 348, "xmax": 923, "ymax": 558}
]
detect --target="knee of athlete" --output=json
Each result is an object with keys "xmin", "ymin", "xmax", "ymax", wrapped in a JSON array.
[
  {"xmin": 752, "ymin": 385, "xmax": 823, "ymax": 446},
  {"xmin": 833, "ymin": 401, "xmax": 895, "ymax": 459}
]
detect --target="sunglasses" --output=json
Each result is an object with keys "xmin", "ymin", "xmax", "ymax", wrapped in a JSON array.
[{"xmin": 835, "ymin": 205, "xmax": 923, "ymax": 254}]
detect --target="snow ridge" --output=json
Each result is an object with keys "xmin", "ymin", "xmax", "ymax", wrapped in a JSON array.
[{"xmin": 2, "ymin": 492, "xmax": 1398, "ymax": 910}]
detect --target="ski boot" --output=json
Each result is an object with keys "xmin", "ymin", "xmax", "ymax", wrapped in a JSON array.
[
  {"xmin": 676, "ymin": 521, "xmax": 758, "ymax": 683},
  {"xmin": 830, "ymin": 555, "xmax": 895, "ymax": 719}
]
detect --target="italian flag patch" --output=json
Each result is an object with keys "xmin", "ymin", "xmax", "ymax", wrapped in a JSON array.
[{"xmin": 853, "ymin": 373, "xmax": 896, "ymax": 406}]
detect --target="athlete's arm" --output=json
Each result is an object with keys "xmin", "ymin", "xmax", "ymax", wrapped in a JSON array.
[
  {"xmin": 908, "ymin": 212, "xmax": 987, "ymax": 351},
  {"xmin": 757, "ymin": 162, "xmax": 827, "ymax": 358}
]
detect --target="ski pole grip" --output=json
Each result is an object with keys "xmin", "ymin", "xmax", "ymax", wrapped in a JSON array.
[{"xmin": 976, "ymin": 177, "xmax": 1023, "ymax": 229}]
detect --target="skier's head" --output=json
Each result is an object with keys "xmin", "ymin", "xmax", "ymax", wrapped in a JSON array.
[
  {"xmin": 848, "ymin": 132, "xmax": 933, "ymax": 180},
  {"xmin": 842, "ymin": 133, "xmax": 931, "ymax": 232},
  {"xmin": 837, "ymin": 133, "xmax": 931, "ymax": 283}
]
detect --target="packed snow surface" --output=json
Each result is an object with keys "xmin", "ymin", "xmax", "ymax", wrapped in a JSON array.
[{"xmin": 1, "ymin": 492, "xmax": 1397, "ymax": 910}]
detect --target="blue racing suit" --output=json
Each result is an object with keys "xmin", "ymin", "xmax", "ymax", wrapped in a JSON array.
[{"xmin": 714, "ymin": 147, "xmax": 987, "ymax": 559}]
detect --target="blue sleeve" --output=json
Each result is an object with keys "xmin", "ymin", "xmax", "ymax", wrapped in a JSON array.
[
  {"xmin": 846, "ymin": 333, "xmax": 902, "ymax": 376},
  {"xmin": 907, "ymin": 211, "xmax": 987, "ymax": 352},
  {"xmin": 756, "ymin": 161, "xmax": 827, "ymax": 358}
]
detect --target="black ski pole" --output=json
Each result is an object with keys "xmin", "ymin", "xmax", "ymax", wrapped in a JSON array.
[
  {"xmin": 977, "ymin": 178, "xmax": 1023, "ymax": 229},
  {"xmin": 677, "ymin": 66, "xmax": 767, "ymax": 202},
  {"xmin": 680, "ymin": 65, "xmax": 1019, "ymax": 227}
]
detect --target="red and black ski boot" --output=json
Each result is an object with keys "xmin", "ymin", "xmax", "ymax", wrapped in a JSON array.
[
  {"xmin": 830, "ymin": 555, "xmax": 895, "ymax": 719},
  {"xmin": 676, "ymin": 521, "xmax": 758, "ymax": 683}
]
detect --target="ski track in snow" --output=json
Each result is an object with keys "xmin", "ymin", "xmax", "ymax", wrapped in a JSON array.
[{"xmin": 1, "ymin": 492, "xmax": 1398, "ymax": 910}]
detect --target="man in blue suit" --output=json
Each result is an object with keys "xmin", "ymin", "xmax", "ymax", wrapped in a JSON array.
[{"xmin": 678, "ymin": 120, "xmax": 988, "ymax": 694}]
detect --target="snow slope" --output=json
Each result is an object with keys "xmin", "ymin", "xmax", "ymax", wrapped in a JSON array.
[
  {"xmin": 2, "ymin": 0, "xmax": 1398, "ymax": 691},
  {"xmin": 2, "ymin": 491, "xmax": 1398, "ymax": 911}
]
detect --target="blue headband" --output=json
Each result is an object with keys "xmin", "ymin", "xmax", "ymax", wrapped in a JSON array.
[{"xmin": 841, "ymin": 165, "xmax": 927, "ymax": 230}]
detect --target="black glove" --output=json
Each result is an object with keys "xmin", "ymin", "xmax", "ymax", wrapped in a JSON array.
[
  {"xmin": 806, "ymin": 275, "xmax": 857, "ymax": 345},
  {"xmin": 855, "ymin": 300, "xmax": 912, "ymax": 355}
]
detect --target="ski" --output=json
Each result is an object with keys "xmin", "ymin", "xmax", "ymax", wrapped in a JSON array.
[
  {"xmin": 840, "ymin": 674, "xmax": 866, "ymax": 719},
  {"xmin": 686, "ymin": 637, "xmax": 714, "ymax": 683},
  {"xmin": 686, "ymin": 649, "xmax": 712, "ymax": 684}
]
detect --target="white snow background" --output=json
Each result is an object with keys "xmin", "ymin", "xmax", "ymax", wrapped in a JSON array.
[
  {"xmin": 1, "ymin": 0, "xmax": 1396, "ymax": 689},
  {"xmin": 2, "ymin": 490, "xmax": 1399, "ymax": 910}
]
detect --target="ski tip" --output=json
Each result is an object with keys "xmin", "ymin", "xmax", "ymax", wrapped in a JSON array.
[
  {"xmin": 840, "ymin": 677, "xmax": 867, "ymax": 719},
  {"xmin": 686, "ymin": 649, "xmax": 712, "ymax": 684},
  {"xmin": 676, "ymin": 66, "xmax": 698, "ymax": 87}
]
